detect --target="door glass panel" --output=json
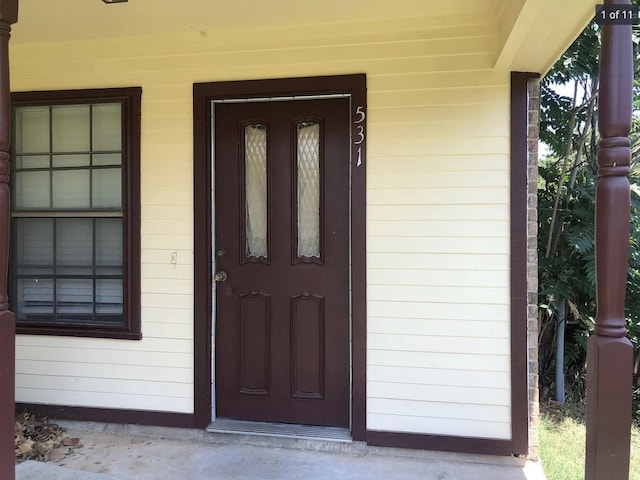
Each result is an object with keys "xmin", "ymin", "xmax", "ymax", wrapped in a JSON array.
[
  {"xmin": 244, "ymin": 124, "xmax": 268, "ymax": 258},
  {"xmin": 296, "ymin": 122, "xmax": 320, "ymax": 258}
]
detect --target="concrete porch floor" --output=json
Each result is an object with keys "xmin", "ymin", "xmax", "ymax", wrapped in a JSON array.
[{"xmin": 16, "ymin": 421, "xmax": 546, "ymax": 480}]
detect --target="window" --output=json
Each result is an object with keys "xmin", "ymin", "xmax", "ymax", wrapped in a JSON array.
[{"xmin": 11, "ymin": 88, "xmax": 141, "ymax": 339}]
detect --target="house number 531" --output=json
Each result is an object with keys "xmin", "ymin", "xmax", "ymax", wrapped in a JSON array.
[{"xmin": 354, "ymin": 106, "xmax": 365, "ymax": 166}]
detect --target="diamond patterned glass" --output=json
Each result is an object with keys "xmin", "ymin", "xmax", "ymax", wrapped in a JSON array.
[
  {"xmin": 297, "ymin": 122, "xmax": 320, "ymax": 258},
  {"xmin": 244, "ymin": 124, "xmax": 268, "ymax": 258}
]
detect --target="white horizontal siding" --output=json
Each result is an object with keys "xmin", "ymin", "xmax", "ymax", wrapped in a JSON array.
[
  {"xmin": 16, "ymin": 361, "xmax": 190, "ymax": 384},
  {"xmin": 369, "ymin": 187, "xmax": 509, "ymax": 205},
  {"xmin": 369, "ymin": 204, "xmax": 509, "ymax": 221},
  {"xmin": 369, "ymin": 301, "xmax": 510, "ymax": 322},
  {"xmin": 368, "ymin": 334, "xmax": 509, "ymax": 356},
  {"xmin": 368, "ymin": 318, "xmax": 508, "ymax": 338},
  {"xmin": 368, "ymin": 285, "xmax": 508, "ymax": 304},
  {"xmin": 368, "ymin": 220, "xmax": 509, "ymax": 238},
  {"xmin": 15, "ymin": 388, "xmax": 192, "ymax": 413},
  {"xmin": 141, "ymin": 264, "xmax": 193, "ymax": 281},
  {"xmin": 368, "ymin": 269, "xmax": 508, "ymax": 288},
  {"xmin": 368, "ymin": 398, "xmax": 510, "ymax": 423},
  {"xmin": 368, "ymin": 155, "xmax": 509, "ymax": 173},
  {"xmin": 368, "ymin": 366, "xmax": 510, "ymax": 388},
  {"xmin": 16, "ymin": 345, "xmax": 192, "ymax": 369},
  {"xmin": 368, "ymin": 382, "xmax": 510, "ymax": 406},
  {"xmin": 12, "ymin": 10, "xmax": 512, "ymax": 438},
  {"xmin": 368, "ymin": 237, "xmax": 508, "ymax": 254},
  {"xmin": 362, "ymin": 12, "xmax": 511, "ymax": 440},
  {"xmin": 18, "ymin": 375, "xmax": 191, "ymax": 398},
  {"xmin": 368, "ymin": 413, "xmax": 510, "ymax": 440},
  {"xmin": 368, "ymin": 252, "xmax": 509, "ymax": 270},
  {"xmin": 369, "ymin": 350, "xmax": 509, "ymax": 372},
  {"xmin": 17, "ymin": 336, "xmax": 193, "ymax": 354}
]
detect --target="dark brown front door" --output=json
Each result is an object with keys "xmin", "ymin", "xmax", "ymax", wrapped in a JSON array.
[{"xmin": 214, "ymin": 98, "xmax": 350, "ymax": 427}]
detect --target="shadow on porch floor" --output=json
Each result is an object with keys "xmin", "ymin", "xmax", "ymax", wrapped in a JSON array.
[{"xmin": 16, "ymin": 421, "xmax": 546, "ymax": 480}]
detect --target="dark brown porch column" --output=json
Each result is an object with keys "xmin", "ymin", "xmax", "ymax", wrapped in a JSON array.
[
  {"xmin": 585, "ymin": 1, "xmax": 634, "ymax": 478},
  {"xmin": 0, "ymin": 1, "xmax": 17, "ymax": 479}
]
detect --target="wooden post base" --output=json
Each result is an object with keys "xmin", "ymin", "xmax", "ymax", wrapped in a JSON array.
[
  {"xmin": 585, "ymin": 334, "xmax": 633, "ymax": 480},
  {"xmin": 0, "ymin": 310, "xmax": 13, "ymax": 480}
]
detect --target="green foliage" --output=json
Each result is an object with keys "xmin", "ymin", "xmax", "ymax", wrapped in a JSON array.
[
  {"xmin": 540, "ymin": 23, "xmax": 600, "ymax": 158},
  {"xmin": 540, "ymin": 86, "xmax": 575, "ymax": 157},
  {"xmin": 538, "ymin": 162, "xmax": 596, "ymax": 302},
  {"xmin": 539, "ymin": 408, "xmax": 640, "ymax": 479},
  {"xmin": 538, "ymin": 16, "xmax": 640, "ymax": 415},
  {"xmin": 538, "ymin": 160, "xmax": 597, "ymax": 386},
  {"xmin": 540, "ymin": 413, "xmax": 586, "ymax": 479},
  {"xmin": 539, "ymin": 161, "xmax": 640, "ymax": 401}
]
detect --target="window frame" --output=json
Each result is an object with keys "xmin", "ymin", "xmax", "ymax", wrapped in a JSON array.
[{"xmin": 10, "ymin": 87, "xmax": 142, "ymax": 340}]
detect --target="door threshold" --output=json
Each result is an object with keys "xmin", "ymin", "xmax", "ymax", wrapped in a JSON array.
[{"xmin": 207, "ymin": 418, "xmax": 352, "ymax": 443}]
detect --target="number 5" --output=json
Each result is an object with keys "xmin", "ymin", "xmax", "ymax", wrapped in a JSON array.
[{"xmin": 355, "ymin": 106, "xmax": 366, "ymax": 124}]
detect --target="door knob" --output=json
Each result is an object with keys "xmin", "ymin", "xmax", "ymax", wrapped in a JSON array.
[{"xmin": 214, "ymin": 271, "xmax": 228, "ymax": 283}]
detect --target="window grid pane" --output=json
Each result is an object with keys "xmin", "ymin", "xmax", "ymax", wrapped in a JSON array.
[
  {"xmin": 13, "ymin": 103, "xmax": 123, "ymax": 212},
  {"xmin": 92, "ymin": 103, "xmax": 122, "ymax": 151},
  {"xmin": 92, "ymin": 168, "xmax": 122, "ymax": 208},
  {"xmin": 14, "ymin": 106, "xmax": 50, "ymax": 154},
  {"xmin": 14, "ymin": 171, "xmax": 51, "ymax": 209},
  {"xmin": 52, "ymin": 105, "xmax": 91, "ymax": 153},
  {"xmin": 12, "ymin": 100, "xmax": 126, "ymax": 328},
  {"xmin": 16, "ymin": 155, "xmax": 49, "ymax": 170},
  {"xmin": 13, "ymin": 217, "xmax": 124, "ymax": 326},
  {"xmin": 52, "ymin": 169, "xmax": 91, "ymax": 208}
]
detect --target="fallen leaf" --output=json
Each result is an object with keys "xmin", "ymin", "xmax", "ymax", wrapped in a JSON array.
[
  {"xmin": 14, "ymin": 411, "xmax": 82, "ymax": 464},
  {"xmin": 61, "ymin": 437, "xmax": 79, "ymax": 447}
]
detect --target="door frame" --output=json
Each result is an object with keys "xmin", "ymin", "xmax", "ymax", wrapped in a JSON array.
[{"xmin": 193, "ymin": 75, "xmax": 367, "ymax": 440}]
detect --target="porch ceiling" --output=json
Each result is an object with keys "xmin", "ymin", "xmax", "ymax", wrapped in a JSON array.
[
  {"xmin": 12, "ymin": 0, "xmax": 596, "ymax": 75},
  {"xmin": 11, "ymin": 0, "xmax": 496, "ymax": 43},
  {"xmin": 494, "ymin": 0, "xmax": 598, "ymax": 75}
]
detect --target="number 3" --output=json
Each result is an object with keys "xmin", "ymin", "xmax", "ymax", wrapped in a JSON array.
[{"xmin": 354, "ymin": 125, "xmax": 364, "ymax": 145}]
